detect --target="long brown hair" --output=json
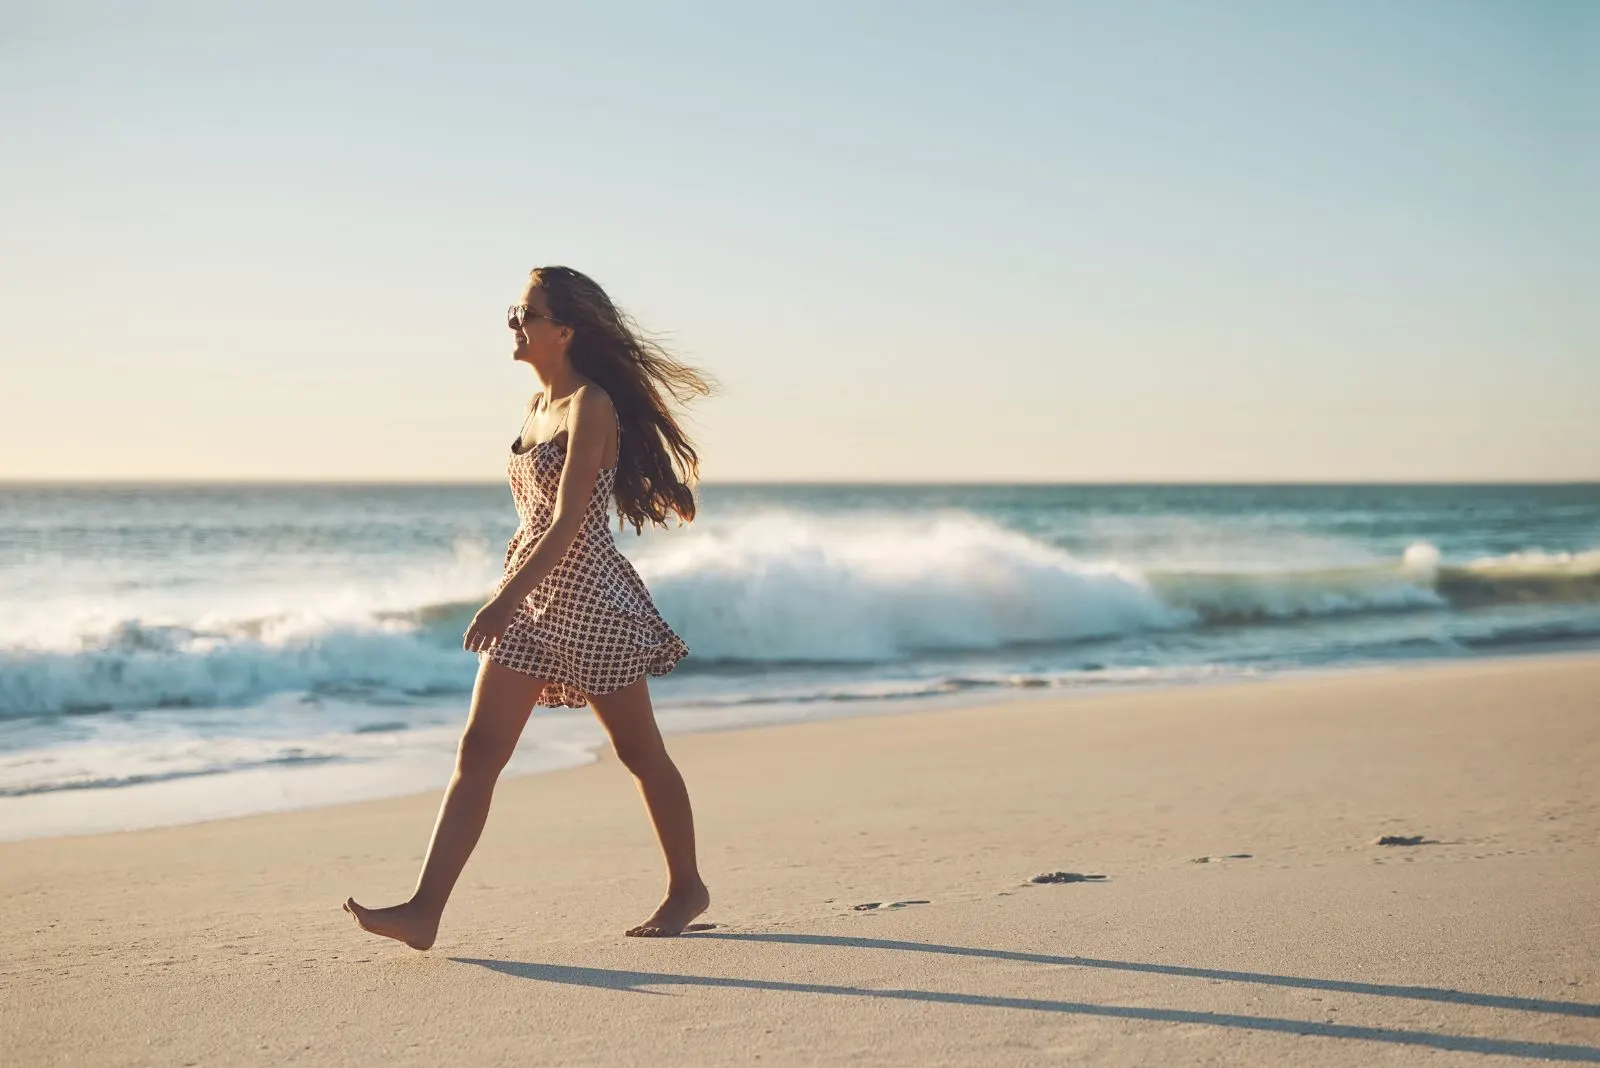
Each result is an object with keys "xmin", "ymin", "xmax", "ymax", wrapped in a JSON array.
[{"xmin": 532, "ymin": 266, "xmax": 716, "ymax": 534}]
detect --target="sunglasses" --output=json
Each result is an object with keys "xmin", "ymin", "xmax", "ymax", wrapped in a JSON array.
[{"xmin": 507, "ymin": 304, "xmax": 567, "ymax": 330}]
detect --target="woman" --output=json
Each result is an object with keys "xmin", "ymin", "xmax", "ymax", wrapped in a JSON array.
[{"xmin": 345, "ymin": 265, "xmax": 714, "ymax": 948}]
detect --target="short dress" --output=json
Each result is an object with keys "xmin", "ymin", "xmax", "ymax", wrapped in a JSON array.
[{"xmin": 482, "ymin": 394, "xmax": 691, "ymax": 708}]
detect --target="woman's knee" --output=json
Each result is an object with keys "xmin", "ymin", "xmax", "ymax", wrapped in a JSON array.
[
  {"xmin": 588, "ymin": 677, "xmax": 668, "ymax": 776},
  {"xmin": 455, "ymin": 666, "xmax": 543, "ymax": 777},
  {"xmin": 455, "ymin": 726, "xmax": 514, "ymax": 778},
  {"xmin": 611, "ymin": 733, "xmax": 668, "ymax": 778}
]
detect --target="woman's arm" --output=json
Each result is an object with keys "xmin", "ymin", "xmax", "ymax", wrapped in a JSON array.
[{"xmin": 496, "ymin": 385, "xmax": 618, "ymax": 602}]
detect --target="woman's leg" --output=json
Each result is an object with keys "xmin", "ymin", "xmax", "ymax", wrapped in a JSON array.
[
  {"xmin": 587, "ymin": 674, "xmax": 710, "ymax": 936},
  {"xmin": 344, "ymin": 658, "xmax": 546, "ymax": 949}
]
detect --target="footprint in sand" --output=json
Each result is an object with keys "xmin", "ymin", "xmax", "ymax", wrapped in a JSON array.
[
  {"xmin": 1029, "ymin": 871, "xmax": 1107, "ymax": 884},
  {"xmin": 851, "ymin": 900, "xmax": 931, "ymax": 911},
  {"xmin": 1190, "ymin": 853, "xmax": 1254, "ymax": 863}
]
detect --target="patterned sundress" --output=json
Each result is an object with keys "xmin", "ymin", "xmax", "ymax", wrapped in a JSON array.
[{"xmin": 482, "ymin": 391, "xmax": 691, "ymax": 708}]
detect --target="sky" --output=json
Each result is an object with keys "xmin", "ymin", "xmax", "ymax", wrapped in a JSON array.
[{"xmin": 1, "ymin": 1, "xmax": 1594, "ymax": 483}]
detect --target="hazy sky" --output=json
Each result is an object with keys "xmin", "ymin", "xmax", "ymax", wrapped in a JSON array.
[{"xmin": 2, "ymin": 2, "xmax": 1594, "ymax": 482}]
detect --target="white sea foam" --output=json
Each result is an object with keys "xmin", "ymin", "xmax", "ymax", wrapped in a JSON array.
[
  {"xmin": 4, "ymin": 514, "xmax": 1598, "ymax": 720},
  {"xmin": 5, "ymin": 483, "xmax": 1599, "ymax": 837},
  {"xmin": 633, "ymin": 511, "xmax": 1184, "ymax": 662}
]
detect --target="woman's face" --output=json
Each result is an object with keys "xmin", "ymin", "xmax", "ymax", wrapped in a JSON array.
[{"xmin": 508, "ymin": 285, "xmax": 570, "ymax": 367}]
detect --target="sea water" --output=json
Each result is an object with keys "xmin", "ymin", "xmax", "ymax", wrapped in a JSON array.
[{"xmin": 3, "ymin": 481, "xmax": 1596, "ymax": 838}]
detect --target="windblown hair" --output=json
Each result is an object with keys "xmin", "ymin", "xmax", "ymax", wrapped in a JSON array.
[{"xmin": 532, "ymin": 265, "xmax": 716, "ymax": 534}]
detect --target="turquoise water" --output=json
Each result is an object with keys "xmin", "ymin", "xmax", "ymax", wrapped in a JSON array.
[{"xmin": 2, "ymin": 481, "xmax": 1596, "ymax": 835}]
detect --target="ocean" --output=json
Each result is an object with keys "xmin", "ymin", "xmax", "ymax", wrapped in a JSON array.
[{"xmin": 3, "ymin": 481, "xmax": 1597, "ymax": 839}]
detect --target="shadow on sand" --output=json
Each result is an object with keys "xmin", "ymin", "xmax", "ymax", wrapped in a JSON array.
[{"xmin": 451, "ymin": 932, "xmax": 1600, "ymax": 1062}]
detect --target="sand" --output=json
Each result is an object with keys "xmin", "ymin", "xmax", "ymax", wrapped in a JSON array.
[{"xmin": 3, "ymin": 655, "xmax": 1598, "ymax": 1066}]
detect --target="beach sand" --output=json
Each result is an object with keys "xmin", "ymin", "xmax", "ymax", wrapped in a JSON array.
[{"xmin": 4, "ymin": 656, "xmax": 1598, "ymax": 1066}]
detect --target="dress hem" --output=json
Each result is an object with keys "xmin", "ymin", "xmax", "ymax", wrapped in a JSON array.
[{"xmin": 480, "ymin": 647, "xmax": 690, "ymax": 709}]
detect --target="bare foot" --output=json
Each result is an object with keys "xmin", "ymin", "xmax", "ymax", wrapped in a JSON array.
[
  {"xmin": 626, "ymin": 882, "xmax": 711, "ymax": 937},
  {"xmin": 343, "ymin": 897, "xmax": 439, "ymax": 951}
]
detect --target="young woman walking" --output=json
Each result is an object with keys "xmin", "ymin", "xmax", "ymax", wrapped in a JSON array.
[{"xmin": 345, "ymin": 265, "xmax": 713, "ymax": 948}]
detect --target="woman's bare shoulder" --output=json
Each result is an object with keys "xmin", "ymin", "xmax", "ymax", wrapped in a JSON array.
[{"xmin": 572, "ymin": 382, "xmax": 618, "ymax": 423}]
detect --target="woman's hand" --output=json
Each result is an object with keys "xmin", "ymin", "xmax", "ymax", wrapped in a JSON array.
[{"xmin": 463, "ymin": 593, "xmax": 520, "ymax": 654}]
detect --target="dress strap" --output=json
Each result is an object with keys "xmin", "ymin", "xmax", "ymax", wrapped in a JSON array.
[{"xmin": 528, "ymin": 386, "xmax": 621, "ymax": 458}]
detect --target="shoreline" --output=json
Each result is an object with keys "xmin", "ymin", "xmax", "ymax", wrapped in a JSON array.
[
  {"xmin": 6, "ymin": 651, "xmax": 1597, "ymax": 1065},
  {"xmin": 5, "ymin": 645, "xmax": 1600, "ymax": 845}
]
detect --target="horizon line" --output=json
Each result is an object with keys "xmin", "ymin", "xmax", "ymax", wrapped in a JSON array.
[{"xmin": 3, "ymin": 477, "xmax": 1597, "ymax": 489}]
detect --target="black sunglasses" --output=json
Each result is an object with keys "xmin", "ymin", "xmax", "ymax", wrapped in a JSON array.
[{"xmin": 507, "ymin": 304, "xmax": 567, "ymax": 330}]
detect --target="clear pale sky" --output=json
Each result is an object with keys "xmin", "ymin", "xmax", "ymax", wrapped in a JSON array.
[{"xmin": 2, "ymin": 2, "xmax": 1594, "ymax": 482}]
